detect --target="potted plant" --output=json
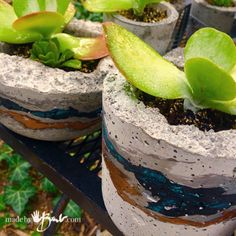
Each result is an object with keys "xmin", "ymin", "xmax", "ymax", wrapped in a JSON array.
[
  {"xmin": 0, "ymin": 0, "xmax": 112, "ymax": 141},
  {"xmin": 102, "ymin": 22, "xmax": 236, "ymax": 236},
  {"xmin": 81, "ymin": 0, "xmax": 179, "ymax": 55},
  {"xmin": 190, "ymin": 0, "xmax": 236, "ymax": 34}
]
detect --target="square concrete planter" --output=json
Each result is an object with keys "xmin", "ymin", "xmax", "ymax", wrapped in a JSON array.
[
  {"xmin": 190, "ymin": 0, "xmax": 236, "ymax": 34},
  {"xmin": 102, "ymin": 48, "xmax": 236, "ymax": 236},
  {"xmin": 103, "ymin": 2, "xmax": 179, "ymax": 55},
  {"xmin": 0, "ymin": 19, "xmax": 114, "ymax": 141}
]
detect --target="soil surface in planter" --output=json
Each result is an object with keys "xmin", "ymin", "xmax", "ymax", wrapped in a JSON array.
[
  {"xmin": 119, "ymin": 7, "xmax": 167, "ymax": 23},
  {"xmin": 9, "ymin": 44, "xmax": 100, "ymax": 73},
  {"xmin": 128, "ymin": 85, "xmax": 236, "ymax": 132}
]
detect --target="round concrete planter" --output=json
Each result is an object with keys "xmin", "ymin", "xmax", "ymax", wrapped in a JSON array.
[
  {"xmin": 102, "ymin": 49, "xmax": 236, "ymax": 236},
  {"xmin": 103, "ymin": 2, "xmax": 179, "ymax": 55},
  {"xmin": 190, "ymin": 0, "xmax": 236, "ymax": 33},
  {"xmin": 0, "ymin": 19, "xmax": 113, "ymax": 141}
]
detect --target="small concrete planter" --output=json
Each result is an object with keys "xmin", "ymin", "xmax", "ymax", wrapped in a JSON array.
[
  {"xmin": 190, "ymin": 0, "xmax": 236, "ymax": 34},
  {"xmin": 104, "ymin": 2, "xmax": 179, "ymax": 55},
  {"xmin": 0, "ymin": 19, "xmax": 113, "ymax": 141},
  {"xmin": 102, "ymin": 49, "xmax": 236, "ymax": 236}
]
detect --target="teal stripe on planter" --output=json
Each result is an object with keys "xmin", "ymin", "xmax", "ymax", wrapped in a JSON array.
[
  {"xmin": 103, "ymin": 126, "xmax": 236, "ymax": 218},
  {"xmin": 0, "ymin": 97, "xmax": 101, "ymax": 120}
]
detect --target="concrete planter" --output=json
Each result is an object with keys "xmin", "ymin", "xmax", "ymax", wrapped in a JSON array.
[
  {"xmin": 104, "ymin": 2, "xmax": 179, "ymax": 55},
  {"xmin": 0, "ymin": 19, "xmax": 113, "ymax": 141},
  {"xmin": 190, "ymin": 0, "xmax": 236, "ymax": 34},
  {"xmin": 102, "ymin": 49, "xmax": 236, "ymax": 236}
]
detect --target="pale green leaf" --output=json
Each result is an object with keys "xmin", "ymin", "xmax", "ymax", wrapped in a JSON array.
[
  {"xmin": 13, "ymin": 11, "xmax": 65, "ymax": 38},
  {"xmin": 207, "ymin": 98, "xmax": 236, "ymax": 115},
  {"xmin": 0, "ymin": 0, "xmax": 41, "ymax": 43},
  {"xmin": 4, "ymin": 182, "xmax": 36, "ymax": 215},
  {"xmin": 53, "ymin": 33, "xmax": 108, "ymax": 60},
  {"xmin": 13, "ymin": 0, "xmax": 71, "ymax": 17},
  {"xmin": 62, "ymin": 59, "xmax": 82, "ymax": 69},
  {"xmin": 185, "ymin": 58, "xmax": 236, "ymax": 107},
  {"xmin": 103, "ymin": 22, "xmax": 189, "ymax": 99},
  {"xmin": 63, "ymin": 3, "xmax": 76, "ymax": 24},
  {"xmin": 184, "ymin": 27, "xmax": 236, "ymax": 72},
  {"xmin": 132, "ymin": 0, "xmax": 162, "ymax": 15},
  {"xmin": 81, "ymin": 0, "xmax": 133, "ymax": 12}
]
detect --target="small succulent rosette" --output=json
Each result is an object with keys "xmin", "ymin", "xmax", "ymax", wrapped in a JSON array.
[
  {"xmin": 102, "ymin": 23, "xmax": 236, "ymax": 236},
  {"xmin": 0, "ymin": 0, "xmax": 112, "ymax": 141}
]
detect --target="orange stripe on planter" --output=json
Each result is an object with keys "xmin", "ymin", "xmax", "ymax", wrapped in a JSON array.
[
  {"xmin": 0, "ymin": 110, "xmax": 100, "ymax": 130},
  {"xmin": 103, "ymin": 142, "xmax": 236, "ymax": 228}
]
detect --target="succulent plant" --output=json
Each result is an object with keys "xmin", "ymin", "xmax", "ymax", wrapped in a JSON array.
[
  {"xmin": 103, "ymin": 22, "xmax": 236, "ymax": 115},
  {"xmin": 0, "ymin": 0, "xmax": 109, "ymax": 68},
  {"xmin": 0, "ymin": 0, "xmax": 75, "ymax": 43},
  {"xmin": 81, "ymin": 0, "xmax": 163, "ymax": 15},
  {"xmin": 30, "ymin": 38, "xmax": 82, "ymax": 69}
]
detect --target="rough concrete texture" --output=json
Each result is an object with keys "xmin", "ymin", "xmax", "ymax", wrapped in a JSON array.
[
  {"xmin": 0, "ymin": 19, "xmax": 114, "ymax": 141},
  {"xmin": 171, "ymin": 0, "xmax": 192, "ymax": 12},
  {"xmin": 102, "ymin": 48, "xmax": 236, "ymax": 235},
  {"xmin": 164, "ymin": 47, "xmax": 184, "ymax": 70},
  {"xmin": 190, "ymin": 0, "xmax": 236, "ymax": 33},
  {"xmin": 103, "ymin": 2, "xmax": 179, "ymax": 55}
]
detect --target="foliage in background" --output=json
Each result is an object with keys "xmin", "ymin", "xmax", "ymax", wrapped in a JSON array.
[
  {"xmin": 209, "ymin": 0, "xmax": 234, "ymax": 7},
  {"xmin": 74, "ymin": 0, "xmax": 103, "ymax": 22},
  {"xmin": 0, "ymin": 143, "xmax": 82, "ymax": 233}
]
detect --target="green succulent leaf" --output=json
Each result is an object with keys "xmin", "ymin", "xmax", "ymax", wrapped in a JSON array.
[
  {"xmin": 4, "ymin": 181, "xmax": 36, "ymax": 215},
  {"xmin": 82, "ymin": 0, "xmax": 162, "ymax": 14},
  {"xmin": 132, "ymin": 0, "xmax": 162, "ymax": 15},
  {"xmin": 62, "ymin": 59, "xmax": 82, "ymax": 69},
  {"xmin": 13, "ymin": 11, "xmax": 65, "ymax": 38},
  {"xmin": 13, "ymin": 0, "xmax": 71, "ymax": 17},
  {"xmin": 207, "ymin": 98, "xmax": 236, "ymax": 115},
  {"xmin": 185, "ymin": 58, "xmax": 236, "ymax": 108},
  {"xmin": 184, "ymin": 27, "xmax": 236, "ymax": 72},
  {"xmin": 31, "ymin": 38, "xmax": 79, "ymax": 69},
  {"xmin": 81, "ymin": 0, "xmax": 133, "ymax": 12},
  {"xmin": 0, "ymin": 0, "xmax": 41, "ymax": 43},
  {"xmin": 103, "ymin": 22, "xmax": 189, "ymax": 99},
  {"xmin": 63, "ymin": 3, "xmax": 76, "ymax": 24},
  {"xmin": 53, "ymin": 33, "xmax": 109, "ymax": 60}
]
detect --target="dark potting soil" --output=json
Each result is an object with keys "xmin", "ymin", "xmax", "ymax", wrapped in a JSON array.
[
  {"xmin": 137, "ymin": 90, "xmax": 236, "ymax": 132},
  {"xmin": 9, "ymin": 44, "xmax": 99, "ymax": 73},
  {"xmin": 119, "ymin": 7, "xmax": 167, "ymax": 23}
]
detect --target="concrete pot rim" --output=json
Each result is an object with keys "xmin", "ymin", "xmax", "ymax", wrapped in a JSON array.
[
  {"xmin": 0, "ymin": 19, "xmax": 110, "ymax": 97},
  {"xmin": 108, "ymin": 2, "xmax": 179, "ymax": 27},
  {"xmin": 193, "ymin": 0, "xmax": 236, "ymax": 12},
  {"xmin": 104, "ymin": 71, "xmax": 236, "ymax": 160}
]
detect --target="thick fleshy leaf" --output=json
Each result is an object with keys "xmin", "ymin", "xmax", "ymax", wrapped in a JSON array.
[
  {"xmin": 132, "ymin": 0, "xmax": 162, "ymax": 15},
  {"xmin": 64, "ymin": 3, "xmax": 76, "ymax": 24},
  {"xmin": 103, "ymin": 22, "xmax": 189, "ymax": 99},
  {"xmin": 13, "ymin": 11, "xmax": 65, "ymax": 37},
  {"xmin": 207, "ymin": 98, "xmax": 236, "ymax": 115},
  {"xmin": 184, "ymin": 28, "xmax": 236, "ymax": 72},
  {"xmin": 81, "ymin": 0, "xmax": 133, "ymax": 12},
  {"xmin": 13, "ymin": 0, "xmax": 71, "ymax": 17},
  {"xmin": 53, "ymin": 33, "xmax": 109, "ymax": 60},
  {"xmin": 185, "ymin": 58, "xmax": 236, "ymax": 105},
  {"xmin": 0, "ymin": 0, "xmax": 41, "ymax": 43},
  {"xmin": 62, "ymin": 59, "xmax": 82, "ymax": 69}
]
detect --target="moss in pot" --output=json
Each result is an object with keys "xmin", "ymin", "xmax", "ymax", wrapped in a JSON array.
[
  {"xmin": 81, "ymin": 0, "xmax": 179, "ymax": 55},
  {"xmin": 0, "ymin": 0, "xmax": 112, "ymax": 141},
  {"xmin": 190, "ymin": 0, "xmax": 236, "ymax": 34},
  {"xmin": 102, "ymin": 22, "xmax": 236, "ymax": 236}
]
